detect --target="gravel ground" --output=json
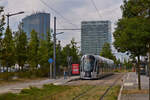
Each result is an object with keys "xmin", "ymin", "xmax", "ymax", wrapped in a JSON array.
[{"xmin": 65, "ymin": 73, "xmax": 124, "ymax": 86}]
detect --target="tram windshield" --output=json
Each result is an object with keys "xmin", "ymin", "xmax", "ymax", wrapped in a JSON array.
[{"xmin": 83, "ymin": 55, "xmax": 95, "ymax": 72}]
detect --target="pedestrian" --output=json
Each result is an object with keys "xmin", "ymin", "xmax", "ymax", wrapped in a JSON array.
[{"xmin": 64, "ymin": 68, "xmax": 67, "ymax": 79}]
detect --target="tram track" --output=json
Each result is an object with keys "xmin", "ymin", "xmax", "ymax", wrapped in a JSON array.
[
  {"xmin": 72, "ymin": 85, "xmax": 96, "ymax": 100},
  {"xmin": 99, "ymin": 74, "xmax": 124, "ymax": 100},
  {"xmin": 71, "ymin": 73, "xmax": 124, "ymax": 100}
]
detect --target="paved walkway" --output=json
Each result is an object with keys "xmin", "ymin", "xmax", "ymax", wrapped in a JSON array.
[
  {"xmin": 0, "ymin": 76, "xmax": 79, "ymax": 94},
  {"xmin": 120, "ymin": 72, "xmax": 149, "ymax": 100}
]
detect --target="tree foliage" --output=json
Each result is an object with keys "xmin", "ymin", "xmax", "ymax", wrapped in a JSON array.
[
  {"xmin": 114, "ymin": 0, "xmax": 150, "ymax": 57},
  {"xmin": 114, "ymin": 18, "xmax": 149, "ymax": 56},
  {"xmin": 28, "ymin": 30, "xmax": 39, "ymax": 68},
  {"xmin": 38, "ymin": 32, "xmax": 52, "ymax": 69},
  {"xmin": 100, "ymin": 43, "xmax": 116, "ymax": 61},
  {"xmin": 114, "ymin": 0, "xmax": 150, "ymax": 90},
  {"xmin": 0, "ymin": 7, "xmax": 5, "ymax": 65},
  {"xmin": 1, "ymin": 28, "xmax": 15, "ymax": 69},
  {"xmin": 15, "ymin": 24, "xmax": 28, "ymax": 70},
  {"xmin": 0, "ymin": 9, "xmax": 80, "ymax": 77},
  {"xmin": 61, "ymin": 38, "xmax": 80, "ymax": 66}
]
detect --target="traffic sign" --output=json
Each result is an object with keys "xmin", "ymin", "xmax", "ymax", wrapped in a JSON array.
[{"xmin": 48, "ymin": 58, "xmax": 53, "ymax": 63}]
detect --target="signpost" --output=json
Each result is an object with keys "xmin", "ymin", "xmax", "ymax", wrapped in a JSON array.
[
  {"xmin": 67, "ymin": 56, "xmax": 72, "ymax": 76},
  {"xmin": 72, "ymin": 64, "xmax": 80, "ymax": 75},
  {"xmin": 48, "ymin": 58, "xmax": 53, "ymax": 79}
]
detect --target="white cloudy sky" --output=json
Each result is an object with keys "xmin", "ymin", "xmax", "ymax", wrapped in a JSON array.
[{"xmin": 0, "ymin": 0, "xmax": 127, "ymax": 59}]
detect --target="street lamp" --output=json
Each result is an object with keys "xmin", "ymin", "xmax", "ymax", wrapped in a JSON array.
[
  {"xmin": 53, "ymin": 31, "xmax": 64, "ymax": 79},
  {"xmin": 6, "ymin": 11, "xmax": 24, "ymax": 28}
]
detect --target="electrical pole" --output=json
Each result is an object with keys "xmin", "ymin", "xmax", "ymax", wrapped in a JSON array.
[
  {"xmin": 58, "ymin": 40, "xmax": 61, "ymax": 77},
  {"xmin": 53, "ymin": 17, "xmax": 56, "ymax": 79},
  {"xmin": 6, "ymin": 11, "xmax": 24, "ymax": 28},
  {"xmin": 7, "ymin": 14, "xmax": 9, "ymax": 28},
  {"xmin": 148, "ymin": 48, "xmax": 150, "ymax": 100}
]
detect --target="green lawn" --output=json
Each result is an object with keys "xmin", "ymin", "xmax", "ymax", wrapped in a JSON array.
[{"xmin": 0, "ymin": 84, "xmax": 121, "ymax": 100}]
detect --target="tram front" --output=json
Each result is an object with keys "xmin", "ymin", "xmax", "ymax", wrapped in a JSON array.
[{"xmin": 80, "ymin": 55, "xmax": 96, "ymax": 79}]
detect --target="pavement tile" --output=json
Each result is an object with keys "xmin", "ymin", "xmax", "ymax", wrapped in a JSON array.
[{"xmin": 120, "ymin": 72, "xmax": 149, "ymax": 100}]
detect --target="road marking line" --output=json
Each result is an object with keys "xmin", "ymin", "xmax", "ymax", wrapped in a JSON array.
[
  {"xmin": 124, "ymin": 83, "xmax": 133, "ymax": 86},
  {"xmin": 118, "ymin": 76, "xmax": 125, "ymax": 100}
]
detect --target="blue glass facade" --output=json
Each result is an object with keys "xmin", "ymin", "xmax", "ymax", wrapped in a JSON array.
[
  {"xmin": 22, "ymin": 13, "xmax": 50, "ymax": 40},
  {"xmin": 81, "ymin": 21, "xmax": 112, "ymax": 55}
]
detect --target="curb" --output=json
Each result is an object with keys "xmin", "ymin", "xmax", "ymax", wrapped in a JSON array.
[
  {"xmin": 53, "ymin": 76, "xmax": 80, "ymax": 85},
  {"xmin": 67, "ymin": 77, "xmax": 80, "ymax": 82},
  {"xmin": 117, "ymin": 73, "xmax": 127, "ymax": 100},
  {"xmin": 117, "ymin": 82, "xmax": 124, "ymax": 100}
]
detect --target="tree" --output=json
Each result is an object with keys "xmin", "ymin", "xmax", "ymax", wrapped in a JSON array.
[
  {"xmin": 15, "ymin": 23, "xmax": 28, "ymax": 71},
  {"xmin": 38, "ymin": 31, "xmax": 53, "ymax": 75},
  {"xmin": 0, "ymin": 7, "xmax": 5, "ymax": 36},
  {"xmin": 0, "ymin": 7, "xmax": 5, "ymax": 68},
  {"xmin": 47, "ymin": 31, "xmax": 53, "ymax": 58},
  {"xmin": 61, "ymin": 44, "xmax": 71, "ymax": 67},
  {"xmin": 121, "ymin": 0, "xmax": 150, "ymax": 18},
  {"xmin": 70, "ymin": 38, "xmax": 80, "ymax": 64},
  {"xmin": 38, "ymin": 38, "xmax": 49, "ymax": 76},
  {"xmin": 114, "ymin": 0, "xmax": 150, "ymax": 90},
  {"xmin": 56, "ymin": 40, "xmax": 62, "ymax": 75},
  {"xmin": 61, "ymin": 38, "xmax": 80, "ymax": 67},
  {"xmin": 1, "ymin": 27, "xmax": 15, "ymax": 71},
  {"xmin": 100, "ymin": 43, "xmax": 116, "ymax": 61},
  {"xmin": 28, "ymin": 30, "xmax": 39, "ymax": 69}
]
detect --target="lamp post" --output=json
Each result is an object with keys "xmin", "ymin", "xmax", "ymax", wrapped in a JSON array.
[
  {"xmin": 53, "ymin": 17, "xmax": 64, "ymax": 79},
  {"xmin": 53, "ymin": 32, "xmax": 64, "ymax": 79},
  {"xmin": 6, "ymin": 11, "xmax": 24, "ymax": 28}
]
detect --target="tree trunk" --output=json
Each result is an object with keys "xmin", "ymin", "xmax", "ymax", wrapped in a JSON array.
[
  {"xmin": 21, "ymin": 65, "xmax": 24, "ymax": 71},
  {"xmin": 6, "ymin": 66, "xmax": 8, "ymax": 72},
  {"xmin": 2, "ymin": 66, "xmax": 4, "ymax": 72},
  {"xmin": 147, "ymin": 48, "xmax": 150, "ymax": 100},
  {"xmin": 137, "ymin": 55, "xmax": 141, "ymax": 90}
]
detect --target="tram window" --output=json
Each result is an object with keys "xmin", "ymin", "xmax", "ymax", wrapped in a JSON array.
[
  {"xmin": 83, "ymin": 56, "xmax": 95, "ymax": 72},
  {"xmin": 97, "ymin": 61, "xmax": 100, "ymax": 74},
  {"xmin": 94, "ymin": 61, "xmax": 97, "ymax": 72},
  {"xmin": 80, "ymin": 58, "xmax": 84, "ymax": 71},
  {"xmin": 80, "ymin": 61, "xmax": 83, "ymax": 71},
  {"xmin": 101, "ymin": 62, "xmax": 104, "ymax": 73}
]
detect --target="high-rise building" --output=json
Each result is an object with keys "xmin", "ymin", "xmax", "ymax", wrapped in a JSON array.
[
  {"xmin": 81, "ymin": 20, "xmax": 111, "ymax": 55},
  {"xmin": 22, "ymin": 12, "xmax": 50, "ymax": 40}
]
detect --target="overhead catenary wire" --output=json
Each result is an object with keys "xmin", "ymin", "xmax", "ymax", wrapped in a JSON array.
[
  {"xmin": 90, "ymin": 0, "xmax": 102, "ymax": 19},
  {"xmin": 39, "ymin": 0, "xmax": 79, "ymax": 29}
]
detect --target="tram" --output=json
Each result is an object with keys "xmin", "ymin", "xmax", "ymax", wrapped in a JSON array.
[{"xmin": 80, "ymin": 54, "xmax": 114, "ymax": 79}]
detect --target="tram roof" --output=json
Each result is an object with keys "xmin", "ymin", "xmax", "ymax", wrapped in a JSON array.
[
  {"xmin": 82, "ymin": 54, "xmax": 114, "ymax": 64},
  {"xmin": 94, "ymin": 55, "xmax": 114, "ymax": 64}
]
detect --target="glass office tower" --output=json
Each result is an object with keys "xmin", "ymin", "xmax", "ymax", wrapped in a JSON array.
[
  {"xmin": 22, "ymin": 12, "xmax": 50, "ymax": 40},
  {"xmin": 81, "ymin": 21, "xmax": 111, "ymax": 55}
]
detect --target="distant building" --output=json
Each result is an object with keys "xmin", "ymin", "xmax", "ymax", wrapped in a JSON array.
[
  {"xmin": 81, "ymin": 20, "xmax": 111, "ymax": 55},
  {"xmin": 22, "ymin": 12, "xmax": 50, "ymax": 40}
]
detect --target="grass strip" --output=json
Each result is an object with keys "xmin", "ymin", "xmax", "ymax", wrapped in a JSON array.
[
  {"xmin": 103, "ymin": 85, "xmax": 121, "ymax": 100},
  {"xmin": 0, "ymin": 84, "xmax": 92, "ymax": 100},
  {"xmin": 0, "ymin": 85, "xmax": 121, "ymax": 100}
]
